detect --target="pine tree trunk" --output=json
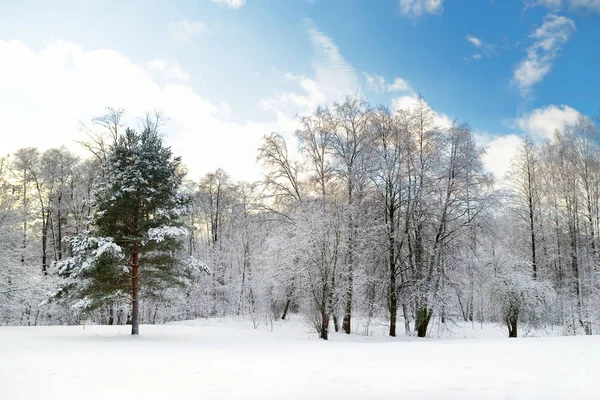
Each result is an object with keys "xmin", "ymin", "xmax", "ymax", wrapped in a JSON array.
[{"xmin": 131, "ymin": 244, "xmax": 140, "ymax": 335}]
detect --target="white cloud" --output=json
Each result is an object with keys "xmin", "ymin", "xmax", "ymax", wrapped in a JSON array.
[
  {"xmin": 387, "ymin": 77, "xmax": 412, "ymax": 92},
  {"xmin": 363, "ymin": 73, "xmax": 412, "ymax": 93},
  {"xmin": 169, "ymin": 19, "xmax": 209, "ymax": 43},
  {"xmin": 399, "ymin": 0, "xmax": 445, "ymax": 17},
  {"xmin": 571, "ymin": 0, "xmax": 600, "ymax": 12},
  {"xmin": 526, "ymin": 0, "xmax": 562, "ymax": 9},
  {"xmin": 466, "ymin": 35, "xmax": 482, "ymax": 48},
  {"xmin": 474, "ymin": 132, "xmax": 523, "ymax": 181},
  {"xmin": 525, "ymin": 0, "xmax": 600, "ymax": 12},
  {"xmin": 363, "ymin": 72, "xmax": 386, "ymax": 92},
  {"xmin": 0, "ymin": 39, "xmax": 294, "ymax": 182},
  {"xmin": 472, "ymin": 104, "xmax": 582, "ymax": 182},
  {"xmin": 515, "ymin": 104, "xmax": 580, "ymax": 140},
  {"xmin": 210, "ymin": 0, "xmax": 246, "ymax": 8},
  {"xmin": 392, "ymin": 95, "xmax": 453, "ymax": 129},
  {"xmin": 147, "ymin": 60, "xmax": 190, "ymax": 81},
  {"xmin": 512, "ymin": 14, "xmax": 576, "ymax": 96},
  {"xmin": 465, "ymin": 34, "xmax": 497, "ymax": 61}
]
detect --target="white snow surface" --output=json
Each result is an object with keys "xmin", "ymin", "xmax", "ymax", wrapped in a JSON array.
[{"xmin": 1, "ymin": 316, "xmax": 598, "ymax": 399}]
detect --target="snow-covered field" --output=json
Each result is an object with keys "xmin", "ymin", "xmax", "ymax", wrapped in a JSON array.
[{"xmin": 1, "ymin": 316, "xmax": 598, "ymax": 399}]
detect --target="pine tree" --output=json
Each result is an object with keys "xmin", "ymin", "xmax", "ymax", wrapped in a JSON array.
[{"xmin": 54, "ymin": 127, "xmax": 192, "ymax": 334}]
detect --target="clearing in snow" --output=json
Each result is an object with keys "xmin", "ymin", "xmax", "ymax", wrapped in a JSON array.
[{"xmin": 1, "ymin": 317, "xmax": 598, "ymax": 400}]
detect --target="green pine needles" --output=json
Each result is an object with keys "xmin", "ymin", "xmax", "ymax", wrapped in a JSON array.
[{"xmin": 53, "ymin": 127, "xmax": 198, "ymax": 334}]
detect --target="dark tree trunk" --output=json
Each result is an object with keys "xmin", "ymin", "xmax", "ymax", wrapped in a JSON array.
[
  {"xmin": 467, "ymin": 280, "xmax": 474, "ymax": 322},
  {"xmin": 507, "ymin": 315, "xmax": 518, "ymax": 338},
  {"xmin": 389, "ymin": 289, "xmax": 397, "ymax": 337},
  {"xmin": 320, "ymin": 319, "xmax": 328, "ymax": 340},
  {"xmin": 527, "ymin": 161, "xmax": 537, "ymax": 280},
  {"xmin": 342, "ymin": 286, "xmax": 352, "ymax": 334},
  {"xmin": 281, "ymin": 298, "xmax": 291, "ymax": 320},
  {"xmin": 41, "ymin": 211, "xmax": 49, "ymax": 275},
  {"xmin": 416, "ymin": 306, "xmax": 432, "ymax": 338},
  {"xmin": 152, "ymin": 303, "xmax": 160, "ymax": 324},
  {"xmin": 388, "ymin": 205, "xmax": 398, "ymax": 337},
  {"xmin": 320, "ymin": 279, "xmax": 330, "ymax": 340},
  {"xmin": 342, "ymin": 236, "xmax": 353, "ymax": 334},
  {"xmin": 342, "ymin": 184, "xmax": 354, "ymax": 335},
  {"xmin": 131, "ymin": 244, "xmax": 140, "ymax": 335},
  {"xmin": 108, "ymin": 303, "xmax": 114, "ymax": 325}
]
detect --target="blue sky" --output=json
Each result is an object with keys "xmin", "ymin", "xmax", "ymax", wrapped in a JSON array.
[{"xmin": 0, "ymin": 0, "xmax": 598, "ymax": 180}]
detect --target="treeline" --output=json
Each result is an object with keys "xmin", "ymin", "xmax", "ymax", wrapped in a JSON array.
[{"xmin": 0, "ymin": 98, "xmax": 598, "ymax": 339}]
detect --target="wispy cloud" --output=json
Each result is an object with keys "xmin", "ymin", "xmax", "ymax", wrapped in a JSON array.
[
  {"xmin": 399, "ymin": 0, "xmax": 445, "ymax": 17},
  {"xmin": 260, "ymin": 20, "xmax": 360, "ymax": 116},
  {"xmin": 465, "ymin": 34, "xmax": 496, "ymax": 61},
  {"xmin": 363, "ymin": 73, "xmax": 386, "ymax": 92},
  {"xmin": 512, "ymin": 14, "xmax": 575, "ymax": 96},
  {"xmin": 466, "ymin": 35, "xmax": 482, "ymax": 48},
  {"xmin": 147, "ymin": 60, "xmax": 190, "ymax": 81},
  {"xmin": 305, "ymin": 20, "xmax": 359, "ymax": 100},
  {"xmin": 571, "ymin": 0, "xmax": 600, "ymax": 12},
  {"xmin": 169, "ymin": 19, "xmax": 209, "ymax": 43},
  {"xmin": 210, "ymin": 0, "xmax": 246, "ymax": 8},
  {"xmin": 363, "ymin": 73, "xmax": 412, "ymax": 93},
  {"xmin": 525, "ymin": 0, "xmax": 600, "ymax": 13}
]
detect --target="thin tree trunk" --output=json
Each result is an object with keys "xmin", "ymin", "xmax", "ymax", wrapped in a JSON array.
[
  {"xmin": 281, "ymin": 299, "xmax": 291, "ymax": 320},
  {"xmin": 57, "ymin": 195, "xmax": 63, "ymax": 260},
  {"xmin": 320, "ymin": 279, "xmax": 329, "ymax": 340},
  {"xmin": 41, "ymin": 210, "xmax": 49, "ymax": 275},
  {"xmin": 342, "ymin": 272, "xmax": 353, "ymax": 334},
  {"xmin": 22, "ymin": 173, "xmax": 27, "ymax": 264}
]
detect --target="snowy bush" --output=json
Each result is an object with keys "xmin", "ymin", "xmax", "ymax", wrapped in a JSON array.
[{"xmin": 489, "ymin": 263, "xmax": 554, "ymax": 338}]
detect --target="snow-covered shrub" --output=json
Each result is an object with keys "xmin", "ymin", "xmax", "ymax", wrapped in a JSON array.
[{"xmin": 489, "ymin": 262, "xmax": 554, "ymax": 338}]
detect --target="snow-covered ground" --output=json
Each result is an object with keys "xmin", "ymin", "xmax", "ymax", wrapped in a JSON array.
[{"xmin": 1, "ymin": 316, "xmax": 598, "ymax": 399}]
